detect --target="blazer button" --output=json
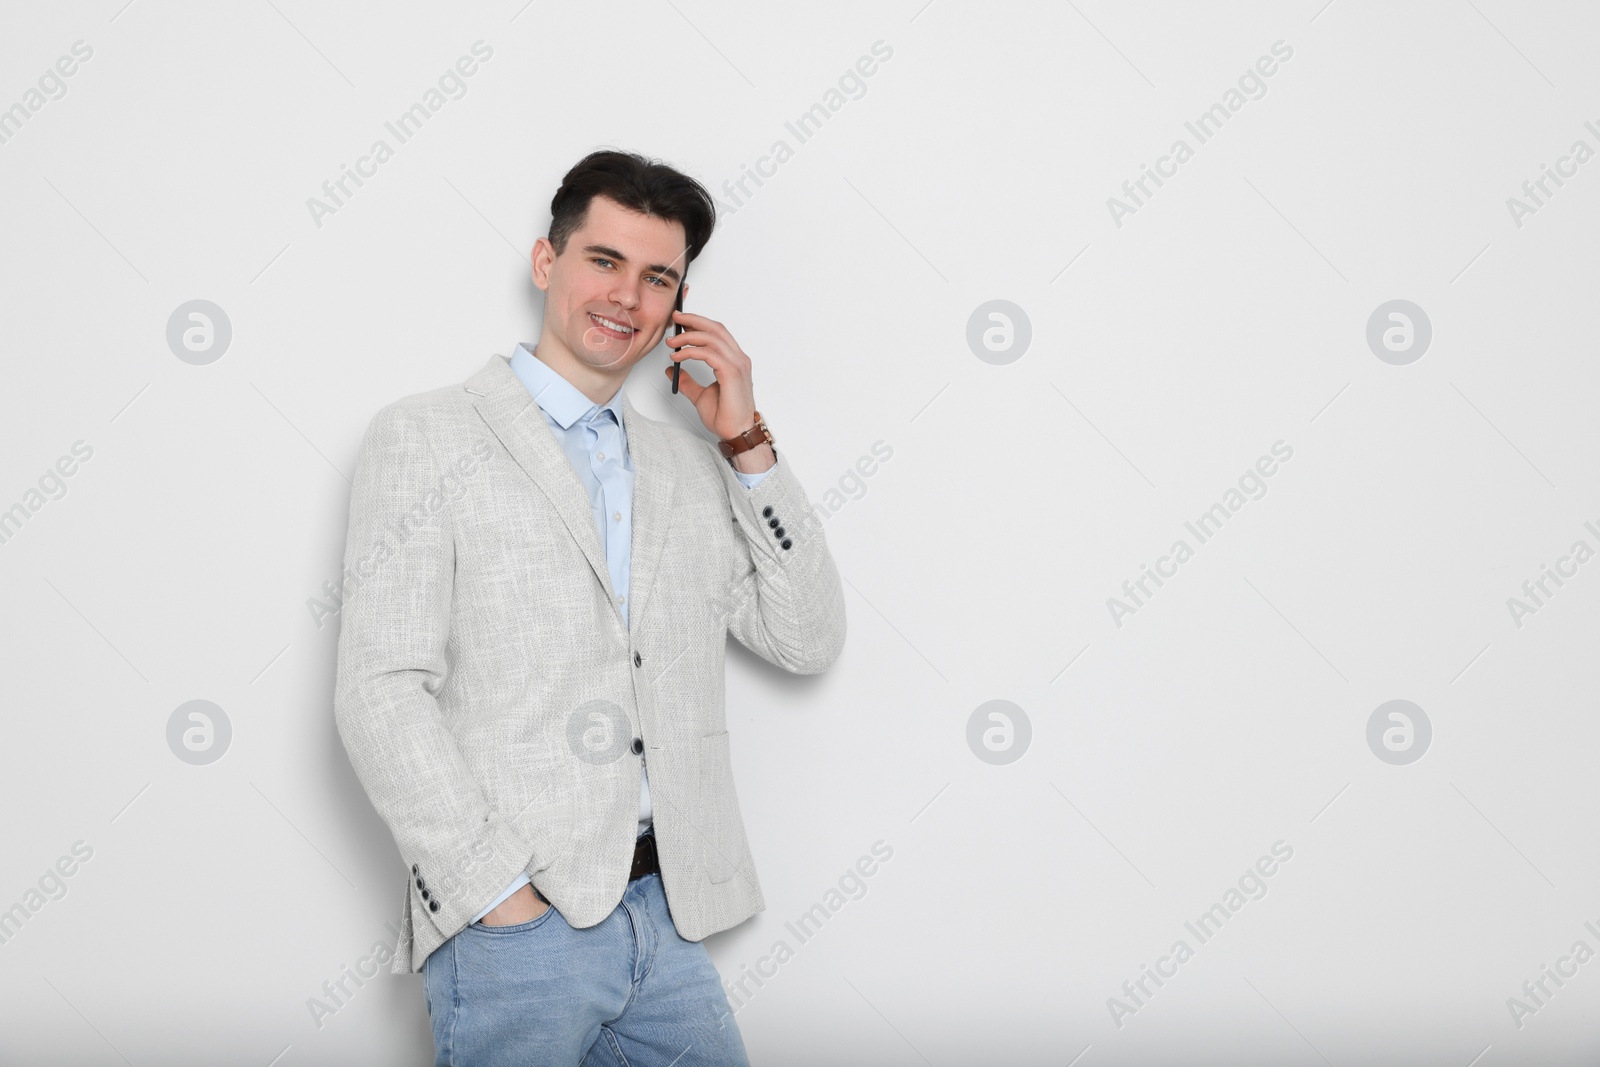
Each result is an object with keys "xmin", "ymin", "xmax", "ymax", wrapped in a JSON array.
[
  {"xmin": 767, "ymin": 517, "xmax": 780, "ymax": 528},
  {"xmin": 412, "ymin": 864, "xmax": 419, "ymax": 877},
  {"xmin": 781, "ymin": 539, "xmax": 793, "ymax": 550},
  {"xmin": 420, "ymin": 888, "xmax": 430, "ymax": 901},
  {"xmin": 634, "ymin": 651, "xmax": 642, "ymax": 667},
  {"xmin": 631, "ymin": 737, "xmax": 644, "ymax": 755},
  {"xmin": 774, "ymin": 527, "xmax": 786, "ymax": 538},
  {"xmin": 762, "ymin": 505, "xmax": 773, "ymax": 518},
  {"xmin": 428, "ymin": 899, "xmax": 440, "ymax": 913}
]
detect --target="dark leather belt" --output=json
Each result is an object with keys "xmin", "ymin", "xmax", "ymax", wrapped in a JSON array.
[
  {"xmin": 630, "ymin": 829, "xmax": 659, "ymax": 881},
  {"xmin": 532, "ymin": 831, "xmax": 657, "ymax": 906}
]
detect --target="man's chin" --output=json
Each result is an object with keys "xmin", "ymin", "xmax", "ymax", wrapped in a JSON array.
[
  {"xmin": 575, "ymin": 328, "xmax": 659, "ymax": 367},
  {"xmin": 572, "ymin": 339, "xmax": 637, "ymax": 372}
]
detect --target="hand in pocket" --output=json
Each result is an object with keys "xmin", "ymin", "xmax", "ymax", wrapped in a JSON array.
[{"xmin": 477, "ymin": 884, "xmax": 549, "ymax": 926}]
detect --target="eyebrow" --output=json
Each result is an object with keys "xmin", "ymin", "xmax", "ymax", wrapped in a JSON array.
[{"xmin": 582, "ymin": 244, "xmax": 683, "ymax": 284}]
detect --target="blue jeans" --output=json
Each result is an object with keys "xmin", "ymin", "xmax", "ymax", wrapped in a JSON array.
[{"xmin": 423, "ymin": 871, "xmax": 752, "ymax": 1066}]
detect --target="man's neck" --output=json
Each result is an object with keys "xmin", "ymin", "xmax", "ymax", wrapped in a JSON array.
[{"xmin": 530, "ymin": 338, "xmax": 625, "ymax": 407}]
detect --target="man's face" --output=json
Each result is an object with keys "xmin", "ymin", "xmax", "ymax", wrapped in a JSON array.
[{"xmin": 531, "ymin": 195, "xmax": 689, "ymax": 374}]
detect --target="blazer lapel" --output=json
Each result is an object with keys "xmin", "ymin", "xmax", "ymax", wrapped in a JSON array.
[
  {"xmin": 618, "ymin": 391, "xmax": 677, "ymax": 633},
  {"xmin": 465, "ymin": 354, "xmax": 621, "ymax": 630}
]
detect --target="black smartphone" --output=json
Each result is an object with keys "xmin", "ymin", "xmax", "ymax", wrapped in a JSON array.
[{"xmin": 670, "ymin": 282, "xmax": 685, "ymax": 394}]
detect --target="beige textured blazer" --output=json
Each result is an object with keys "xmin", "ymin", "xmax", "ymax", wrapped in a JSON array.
[{"xmin": 333, "ymin": 353, "xmax": 846, "ymax": 975}]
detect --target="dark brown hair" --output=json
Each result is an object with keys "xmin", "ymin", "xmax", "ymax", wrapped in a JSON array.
[{"xmin": 548, "ymin": 149, "xmax": 716, "ymax": 273}]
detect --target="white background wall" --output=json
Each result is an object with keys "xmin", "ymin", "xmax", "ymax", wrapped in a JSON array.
[{"xmin": 3, "ymin": 1, "xmax": 1599, "ymax": 1063}]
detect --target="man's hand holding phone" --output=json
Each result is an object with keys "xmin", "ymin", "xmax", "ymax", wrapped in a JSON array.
[{"xmin": 663, "ymin": 310, "xmax": 775, "ymax": 476}]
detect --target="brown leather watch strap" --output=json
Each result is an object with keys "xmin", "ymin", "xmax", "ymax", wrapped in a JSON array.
[{"xmin": 718, "ymin": 411, "xmax": 774, "ymax": 459}]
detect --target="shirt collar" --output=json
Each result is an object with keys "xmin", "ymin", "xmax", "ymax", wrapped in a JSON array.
[{"xmin": 510, "ymin": 343, "xmax": 625, "ymax": 430}]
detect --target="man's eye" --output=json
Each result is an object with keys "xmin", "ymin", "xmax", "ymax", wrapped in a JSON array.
[
  {"xmin": 647, "ymin": 276, "xmax": 670, "ymax": 288},
  {"xmin": 593, "ymin": 258, "xmax": 614, "ymax": 268}
]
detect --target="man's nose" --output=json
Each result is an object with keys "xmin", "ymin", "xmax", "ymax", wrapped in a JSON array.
[{"xmin": 610, "ymin": 281, "xmax": 640, "ymax": 309}]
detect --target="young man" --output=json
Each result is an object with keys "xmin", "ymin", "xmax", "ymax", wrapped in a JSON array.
[{"xmin": 333, "ymin": 150, "xmax": 846, "ymax": 1065}]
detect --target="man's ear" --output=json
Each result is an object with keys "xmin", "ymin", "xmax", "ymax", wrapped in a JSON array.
[
  {"xmin": 530, "ymin": 237, "xmax": 554, "ymax": 292},
  {"xmin": 681, "ymin": 281, "xmax": 690, "ymax": 302}
]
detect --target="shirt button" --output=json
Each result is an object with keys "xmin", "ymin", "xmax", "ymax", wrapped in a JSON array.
[
  {"xmin": 597, "ymin": 451, "xmax": 606, "ymax": 461},
  {"xmin": 613, "ymin": 512, "xmax": 622, "ymax": 522},
  {"xmin": 616, "ymin": 595, "xmax": 625, "ymax": 604}
]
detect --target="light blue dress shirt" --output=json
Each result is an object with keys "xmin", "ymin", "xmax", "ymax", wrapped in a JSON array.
[{"xmin": 470, "ymin": 343, "xmax": 772, "ymax": 923}]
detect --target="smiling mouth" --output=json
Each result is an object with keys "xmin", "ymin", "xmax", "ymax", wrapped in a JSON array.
[{"xmin": 589, "ymin": 313, "xmax": 636, "ymax": 338}]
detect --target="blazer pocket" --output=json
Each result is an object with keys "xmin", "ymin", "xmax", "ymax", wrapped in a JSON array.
[{"xmin": 699, "ymin": 731, "xmax": 738, "ymax": 884}]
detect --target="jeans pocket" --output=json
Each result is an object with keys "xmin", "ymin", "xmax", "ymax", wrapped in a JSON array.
[{"xmin": 468, "ymin": 901, "xmax": 560, "ymax": 936}]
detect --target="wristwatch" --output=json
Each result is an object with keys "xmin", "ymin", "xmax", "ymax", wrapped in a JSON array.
[{"xmin": 718, "ymin": 411, "xmax": 775, "ymax": 460}]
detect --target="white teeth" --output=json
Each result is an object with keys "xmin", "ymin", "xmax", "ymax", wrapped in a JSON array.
[{"xmin": 591, "ymin": 313, "xmax": 634, "ymax": 334}]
